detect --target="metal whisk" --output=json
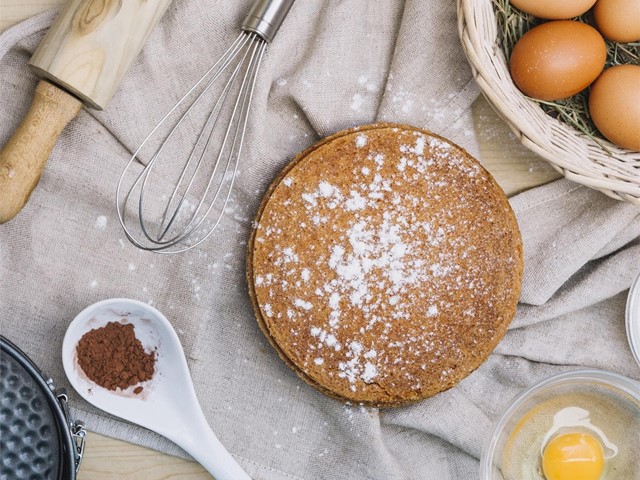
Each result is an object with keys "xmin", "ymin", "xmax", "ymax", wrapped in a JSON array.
[{"xmin": 116, "ymin": 0, "xmax": 295, "ymax": 253}]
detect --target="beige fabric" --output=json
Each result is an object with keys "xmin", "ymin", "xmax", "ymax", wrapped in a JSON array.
[{"xmin": 1, "ymin": 2, "xmax": 638, "ymax": 479}]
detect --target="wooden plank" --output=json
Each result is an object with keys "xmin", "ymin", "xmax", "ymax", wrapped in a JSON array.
[
  {"xmin": 79, "ymin": 432, "xmax": 210, "ymax": 479},
  {"xmin": 471, "ymin": 96, "xmax": 561, "ymax": 196}
]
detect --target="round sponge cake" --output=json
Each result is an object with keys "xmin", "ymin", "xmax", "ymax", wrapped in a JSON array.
[{"xmin": 247, "ymin": 124, "xmax": 523, "ymax": 406}]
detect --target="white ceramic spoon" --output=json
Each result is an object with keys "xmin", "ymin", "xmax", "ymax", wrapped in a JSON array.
[{"xmin": 62, "ymin": 298, "xmax": 251, "ymax": 480}]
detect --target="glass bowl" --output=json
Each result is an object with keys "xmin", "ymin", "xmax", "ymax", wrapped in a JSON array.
[
  {"xmin": 481, "ymin": 369, "xmax": 640, "ymax": 480},
  {"xmin": 626, "ymin": 272, "xmax": 640, "ymax": 368}
]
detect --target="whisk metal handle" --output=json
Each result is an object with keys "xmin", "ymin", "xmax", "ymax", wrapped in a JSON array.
[{"xmin": 242, "ymin": 0, "xmax": 295, "ymax": 42}]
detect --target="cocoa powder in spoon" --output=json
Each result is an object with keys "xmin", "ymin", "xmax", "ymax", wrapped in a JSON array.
[{"xmin": 76, "ymin": 321, "xmax": 155, "ymax": 394}]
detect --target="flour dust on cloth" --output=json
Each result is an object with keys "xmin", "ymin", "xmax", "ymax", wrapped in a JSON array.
[{"xmin": 0, "ymin": 1, "xmax": 638, "ymax": 479}]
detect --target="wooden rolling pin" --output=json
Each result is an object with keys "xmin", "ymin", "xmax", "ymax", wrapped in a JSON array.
[{"xmin": 0, "ymin": 0, "xmax": 173, "ymax": 224}]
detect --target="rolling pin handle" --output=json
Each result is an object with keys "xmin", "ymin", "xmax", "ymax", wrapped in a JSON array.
[{"xmin": 0, "ymin": 80, "xmax": 82, "ymax": 224}]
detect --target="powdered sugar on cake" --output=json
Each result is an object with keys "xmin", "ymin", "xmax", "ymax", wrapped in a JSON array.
[{"xmin": 252, "ymin": 127, "xmax": 520, "ymax": 401}]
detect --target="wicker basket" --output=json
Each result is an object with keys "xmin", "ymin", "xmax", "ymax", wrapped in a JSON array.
[{"xmin": 458, "ymin": 0, "xmax": 640, "ymax": 204}]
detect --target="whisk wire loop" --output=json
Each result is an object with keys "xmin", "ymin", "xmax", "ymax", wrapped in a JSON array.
[
  {"xmin": 116, "ymin": 32, "xmax": 266, "ymax": 253},
  {"xmin": 149, "ymin": 35, "xmax": 256, "ymax": 244},
  {"xmin": 117, "ymin": 33, "xmax": 246, "ymax": 228},
  {"xmin": 186, "ymin": 38, "xmax": 267, "ymax": 248},
  {"xmin": 116, "ymin": 0, "xmax": 295, "ymax": 253}
]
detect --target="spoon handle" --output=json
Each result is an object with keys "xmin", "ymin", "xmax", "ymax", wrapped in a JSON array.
[{"xmin": 169, "ymin": 407, "xmax": 252, "ymax": 480}]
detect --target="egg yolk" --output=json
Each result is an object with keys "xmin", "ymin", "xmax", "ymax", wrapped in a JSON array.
[{"xmin": 542, "ymin": 432, "xmax": 604, "ymax": 480}]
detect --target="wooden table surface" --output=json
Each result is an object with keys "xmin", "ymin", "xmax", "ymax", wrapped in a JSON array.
[{"xmin": 0, "ymin": 2, "xmax": 561, "ymax": 478}]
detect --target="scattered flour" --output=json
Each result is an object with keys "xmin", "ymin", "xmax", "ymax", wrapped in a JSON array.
[
  {"xmin": 350, "ymin": 94, "xmax": 364, "ymax": 111},
  {"xmin": 94, "ymin": 216, "xmax": 107, "ymax": 230}
]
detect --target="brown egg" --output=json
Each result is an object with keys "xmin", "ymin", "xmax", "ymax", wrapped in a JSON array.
[
  {"xmin": 510, "ymin": 21, "xmax": 607, "ymax": 101},
  {"xmin": 510, "ymin": 0, "xmax": 597, "ymax": 20},
  {"xmin": 589, "ymin": 65, "xmax": 640, "ymax": 151},
  {"xmin": 594, "ymin": 0, "xmax": 640, "ymax": 43}
]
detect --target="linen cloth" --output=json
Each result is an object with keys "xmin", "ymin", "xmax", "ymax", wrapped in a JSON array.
[{"xmin": 1, "ymin": 2, "xmax": 639, "ymax": 479}]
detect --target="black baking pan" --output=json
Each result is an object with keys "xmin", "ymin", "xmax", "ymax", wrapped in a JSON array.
[{"xmin": 0, "ymin": 335, "xmax": 85, "ymax": 480}]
